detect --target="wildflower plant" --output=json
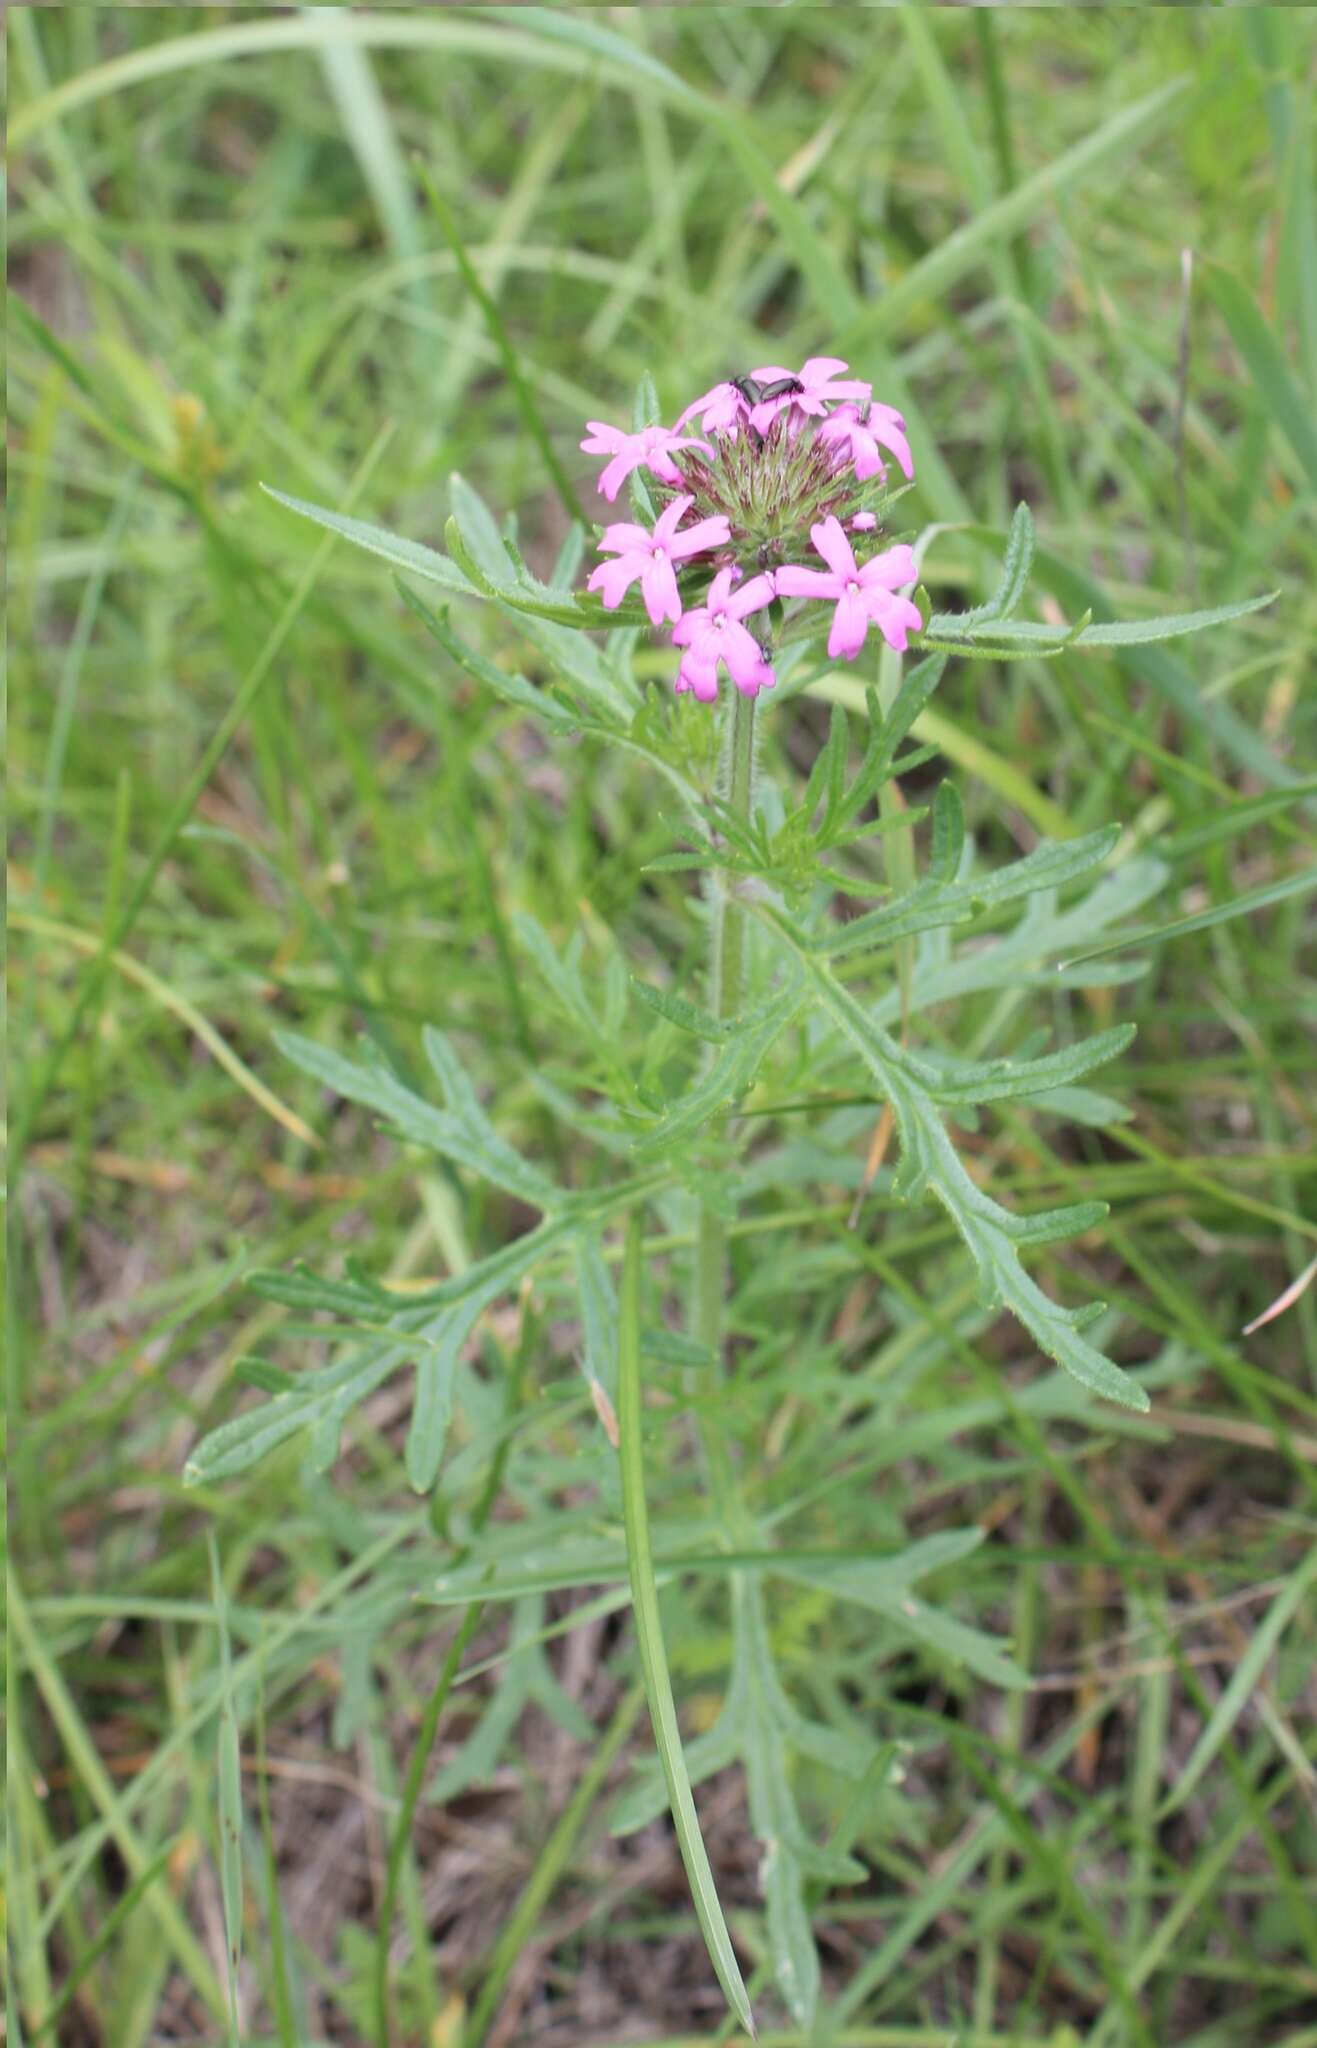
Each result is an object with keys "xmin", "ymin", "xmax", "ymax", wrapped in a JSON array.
[{"xmin": 189, "ymin": 362, "xmax": 1274, "ymax": 2033}]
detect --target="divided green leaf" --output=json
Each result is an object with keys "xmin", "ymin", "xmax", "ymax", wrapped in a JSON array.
[{"xmin": 761, "ymin": 912, "xmax": 1148, "ymax": 1410}]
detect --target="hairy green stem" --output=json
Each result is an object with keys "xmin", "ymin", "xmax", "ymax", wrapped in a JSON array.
[
  {"xmin": 693, "ymin": 687, "xmax": 757, "ymax": 1377},
  {"xmin": 709, "ymin": 684, "xmax": 757, "ymax": 1023}
]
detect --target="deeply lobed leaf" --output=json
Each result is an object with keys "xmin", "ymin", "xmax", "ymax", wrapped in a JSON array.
[{"xmin": 763, "ymin": 916, "xmax": 1149, "ymax": 1410}]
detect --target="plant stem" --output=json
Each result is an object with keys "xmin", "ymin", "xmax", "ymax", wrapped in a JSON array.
[
  {"xmin": 709, "ymin": 684, "xmax": 757, "ymax": 1026},
  {"xmin": 693, "ymin": 687, "xmax": 757, "ymax": 1378}
]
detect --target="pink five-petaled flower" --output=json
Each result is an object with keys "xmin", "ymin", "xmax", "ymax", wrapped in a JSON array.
[
  {"xmin": 579, "ymin": 421, "xmax": 712, "ymax": 503},
  {"xmin": 671, "ymin": 567, "xmax": 776, "ymax": 703},
  {"xmin": 776, "ymin": 517, "xmax": 922, "ymax": 660},
  {"xmin": 748, "ymin": 355, "xmax": 872, "ymax": 433},
  {"xmin": 819, "ymin": 401, "xmax": 913, "ymax": 483},
  {"xmin": 673, "ymin": 380, "xmax": 748, "ymax": 436},
  {"xmin": 586, "ymin": 495, "xmax": 731, "ymax": 627}
]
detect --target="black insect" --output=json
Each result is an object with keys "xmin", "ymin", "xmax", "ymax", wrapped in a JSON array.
[{"xmin": 729, "ymin": 373, "xmax": 806, "ymax": 408}]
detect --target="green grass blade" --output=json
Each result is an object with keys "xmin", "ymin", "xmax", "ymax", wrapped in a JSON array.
[
  {"xmin": 1159, "ymin": 1547, "xmax": 1317, "ymax": 1818},
  {"xmin": 1158, "ymin": 778, "xmax": 1317, "ymax": 857},
  {"xmin": 316, "ymin": 35, "xmax": 424, "ymax": 268},
  {"xmin": 414, "ymin": 158, "xmax": 585, "ymax": 522},
  {"xmin": 1060, "ymin": 865, "xmax": 1316, "ymax": 966},
  {"xmin": 26, "ymin": 1844, "xmax": 176, "ymax": 2042},
  {"xmin": 809, "ymin": 673, "xmax": 1075, "ymax": 840},
  {"xmin": 493, "ymin": 7, "xmax": 859, "ymax": 327},
  {"xmin": 1203, "ymin": 258, "xmax": 1317, "ymax": 495},
  {"xmin": 616, "ymin": 1212, "xmax": 756, "ymax": 2039},
  {"xmin": 254, "ymin": 1702, "xmax": 298, "ymax": 2048},
  {"xmin": 8, "ymin": 1570, "xmax": 227, "ymax": 2018},
  {"xmin": 208, "ymin": 1536, "xmax": 243, "ymax": 2047},
  {"xmin": 842, "ymin": 75, "xmax": 1191, "ymax": 345},
  {"xmin": 963, "ymin": 537, "xmax": 1305, "ymax": 798},
  {"xmin": 9, "ymin": 911, "xmax": 317, "ymax": 1146},
  {"xmin": 10, "ymin": 424, "xmax": 394, "ymax": 1164},
  {"xmin": 7, "ymin": 12, "xmax": 691, "ymax": 151},
  {"xmin": 465, "ymin": 1685, "xmax": 645, "ymax": 2048}
]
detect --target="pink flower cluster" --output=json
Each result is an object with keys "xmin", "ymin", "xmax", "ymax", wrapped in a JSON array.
[{"xmin": 580, "ymin": 359, "xmax": 921, "ymax": 704}]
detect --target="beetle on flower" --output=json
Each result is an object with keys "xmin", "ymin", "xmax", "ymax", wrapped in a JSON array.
[
  {"xmin": 580, "ymin": 356, "xmax": 923, "ymax": 697},
  {"xmin": 745, "ymin": 355, "xmax": 872, "ymax": 433}
]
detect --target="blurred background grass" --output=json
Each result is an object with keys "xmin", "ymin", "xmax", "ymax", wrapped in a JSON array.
[{"xmin": 7, "ymin": 7, "xmax": 1316, "ymax": 2047}]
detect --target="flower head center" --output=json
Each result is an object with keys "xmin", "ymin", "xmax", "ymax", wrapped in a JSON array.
[{"xmin": 582, "ymin": 361, "xmax": 919, "ymax": 678}]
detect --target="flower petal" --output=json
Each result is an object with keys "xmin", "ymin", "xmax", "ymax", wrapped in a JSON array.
[
  {"xmin": 870, "ymin": 415, "xmax": 913, "ymax": 480},
  {"xmin": 675, "ymin": 383, "xmax": 744, "ymax": 434},
  {"xmin": 642, "ymin": 551, "xmax": 682, "ymax": 625},
  {"xmin": 799, "ymin": 358, "xmax": 870, "ymax": 409},
  {"xmin": 774, "ymin": 564, "xmax": 838, "ymax": 600},
  {"xmin": 597, "ymin": 450, "xmax": 640, "ymax": 501},
  {"xmin": 587, "ymin": 558, "xmax": 641, "ymax": 610},
  {"xmin": 580, "ymin": 421, "xmax": 625, "ymax": 455},
  {"xmin": 704, "ymin": 566, "xmax": 738, "ymax": 613},
  {"xmin": 865, "ymin": 589, "xmax": 923, "ymax": 653},
  {"xmin": 677, "ymin": 653, "xmax": 720, "ymax": 702},
  {"xmin": 723, "ymin": 618, "xmax": 772, "ymax": 695},
  {"xmin": 827, "ymin": 587, "xmax": 871, "ymax": 661},
  {"xmin": 809, "ymin": 516, "xmax": 858, "ymax": 581},
  {"xmin": 726, "ymin": 572, "xmax": 775, "ymax": 618},
  {"xmin": 673, "ymin": 386, "xmax": 718, "ymax": 431},
  {"xmin": 668, "ymin": 513, "xmax": 732, "ymax": 560},
  {"xmin": 848, "ymin": 428, "xmax": 886, "ymax": 483},
  {"xmin": 596, "ymin": 520, "xmax": 652, "ymax": 556},
  {"xmin": 671, "ymin": 607, "xmax": 709, "ymax": 648},
  {"xmin": 651, "ymin": 494, "xmax": 695, "ymax": 545},
  {"xmin": 859, "ymin": 543, "xmax": 918, "ymax": 591},
  {"xmin": 749, "ymin": 397, "xmax": 791, "ymax": 434}
]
